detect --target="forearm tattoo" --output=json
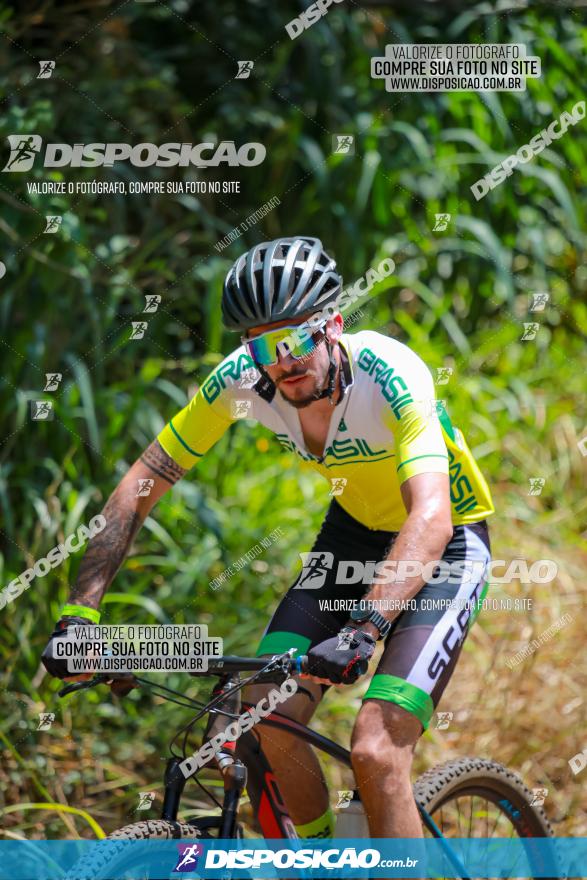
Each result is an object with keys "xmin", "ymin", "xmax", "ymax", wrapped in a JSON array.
[
  {"xmin": 69, "ymin": 501, "xmax": 142, "ymax": 610},
  {"xmin": 141, "ymin": 439, "xmax": 187, "ymax": 485},
  {"xmin": 68, "ymin": 441, "xmax": 185, "ymax": 610}
]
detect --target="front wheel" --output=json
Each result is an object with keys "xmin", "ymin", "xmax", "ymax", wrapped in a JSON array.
[
  {"xmin": 414, "ymin": 757, "xmax": 556, "ymax": 878},
  {"xmin": 65, "ymin": 819, "xmax": 204, "ymax": 880}
]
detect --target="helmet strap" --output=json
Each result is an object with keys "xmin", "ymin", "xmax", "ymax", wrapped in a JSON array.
[
  {"xmin": 315, "ymin": 339, "xmax": 338, "ymax": 405},
  {"xmin": 252, "ymin": 363, "xmax": 277, "ymax": 402}
]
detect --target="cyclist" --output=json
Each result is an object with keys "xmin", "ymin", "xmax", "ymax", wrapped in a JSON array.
[{"xmin": 42, "ymin": 236, "xmax": 493, "ymax": 840}]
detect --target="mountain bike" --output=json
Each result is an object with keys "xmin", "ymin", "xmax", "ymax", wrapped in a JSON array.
[{"xmin": 60, "ymin": 650, "xmax": 553, "ymax": 879}]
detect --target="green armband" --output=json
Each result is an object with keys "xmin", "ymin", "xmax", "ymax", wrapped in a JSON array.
[{"xmin": 61, "ymin": 603, "xmax": 101, "ymax": 624}]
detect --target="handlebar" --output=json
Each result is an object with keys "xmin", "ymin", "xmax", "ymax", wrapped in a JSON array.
[
  {"xmin": 192, "ymin": 653, "xmax": 308, "ymax": 676},
  {"xmin": 57, "ymin": 652, "xmax": 308, "ymax": 698}
]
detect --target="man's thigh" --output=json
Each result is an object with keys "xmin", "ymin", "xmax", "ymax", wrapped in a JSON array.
[
  {"xmin": 246, "ymin": 586, "xmax": 344, "ymax": 722},
  {"xmin": 244, "ymin": 667, "xmax": 323, "ymax": 725},
  {"xmin": 364, "ymin": 521, "xmax": 491, "ymax": 731}
]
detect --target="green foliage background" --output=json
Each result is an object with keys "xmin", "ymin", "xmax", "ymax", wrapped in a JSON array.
[{"xmin": 0, "ymin": 0, "xmax": 585, "ymax": 840}]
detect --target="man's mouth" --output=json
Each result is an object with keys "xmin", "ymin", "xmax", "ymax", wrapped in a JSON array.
[{"xmin": 279, "ymin": 373, "xmax": 308, "ymax": 385}]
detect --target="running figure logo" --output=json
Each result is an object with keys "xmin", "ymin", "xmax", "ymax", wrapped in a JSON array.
[
  {"xmin": 3, "ymin": 135, "xmax": 42, "ymax": 172},
  {"xmin": 336, "ymin": 630, "xmax": 354, "ymax": 651},
  {"xmin": 295, "ymin": 552, "xmax": 334, "ymax": 589},
  {"xmin": 136, "ymin": 478, "xmax": 155, "ymax": 497},
  {"xmin": 435, "ymin": 366, "xmax": 453, "ymax": 385},
  {"xmin": 435, "ymin": 711, "xmax": 453, "ymax": 730},
  {"xmin": 529, "ymin": 788, "xmax": 548, "ymax": 806},
  {"xmin": 44, "ymin": 216, "xmax": 62, "ymax": 233},
  {"xmin": 37, "ymin": 61, "xmax": 55, "ymax": 78},
  {"xmin": 130, "ymin": 322, "xmax": 148, "ymax": 340},
  {"xmin": 236, "ymin": 61, "xmax": 254, "ymax": 79},
  {"xmin": 521, "ymin": 322, "xmax": 539, "ymax": 341},
  {"xmin": 136, "ymin": 791, "xmax": 156, "ymax": 811},
  {"xmin": 329, "ymin": 477, "xmax": 347, "ymax": 496},
  {"xmin": 528, "ymin": 477, "xmax": 545, "ymax": 496},
  {"xmin": 336, "ymin": 790, "xmax": 354, "ymax": 808},
  {"xmin": 37, "ymin": 712, "xmax": 55, "ymax": 730},
  {"xmin": 332, "ymin": 134, "xmax": 355, "ymax": 155},
  {"xmin": 433, "ymin": 213, "xmax": 451, "ymax": 232},
  {"xmin": 173, "ymin": 843, "xmax": 203, "ymax": 872},
  {"xmin": 231, "ymin": 399, "xmax": 252, "ymax": 419},
  {"xmin": 143, "ymin": 294, "xmax": 161, "ymax": 313},
  {"xmin": 529, "ymin": 293, "xmax": 549, "ymax": 312},
  {"xmin": 31, "ymin": 401, "xmax": 54, "ymax": 420},
  {"xmin": 44, "ymin": 373, "xmax": 62, "ymax": 391}
]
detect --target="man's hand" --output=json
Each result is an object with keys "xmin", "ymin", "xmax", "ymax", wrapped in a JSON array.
[
  {"xmin": 304, "ymin": 627, "xmax": 376, "ymax": 685},
  {"xmin": 41, "ymin": 616, "xmax": 94, "ymax": 681}
]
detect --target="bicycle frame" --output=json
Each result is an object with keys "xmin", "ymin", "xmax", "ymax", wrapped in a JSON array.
[
  {"xmin": 57, "ymin": 667, "xmax": 471, "ymax": 878},
  {"xmin": 160, "ymin": 705, "xmax": 441, "ymax": 841}
]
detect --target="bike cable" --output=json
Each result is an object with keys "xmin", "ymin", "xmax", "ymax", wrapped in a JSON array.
[{"xmin": 172, "ymin": 658, "xmax": 288, "ymax": 761}]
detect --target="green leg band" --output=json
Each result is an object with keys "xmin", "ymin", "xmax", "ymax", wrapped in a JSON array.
[
  {"xmin": 61, "ymin": 603, "xmax": 101, "ymax": 624},
  {"xmin": 294, "ymin": 806, "xmax": 335, "ymax": 839},
  {"xmin": 256, "ymin": 630, "xmax": 311, "ymax": 658},
  {"xmin": 363, "ymin": 673, "xmax": 434, "ymax": 729}
]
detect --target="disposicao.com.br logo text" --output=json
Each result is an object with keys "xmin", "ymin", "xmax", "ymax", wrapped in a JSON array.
[{"xmin": 204, "ymin": 846, "xmax": 415, "ymax": 871}]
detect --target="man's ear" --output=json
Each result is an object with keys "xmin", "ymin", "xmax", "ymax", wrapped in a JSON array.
[{"xmin": 326, "ymin": 313, "xmax": 343, "ymax": 341}]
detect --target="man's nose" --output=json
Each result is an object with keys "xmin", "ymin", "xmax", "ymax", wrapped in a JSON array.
[{"xmin": 276, "ymin": 347, "xmax": 296, "ymax": 368}]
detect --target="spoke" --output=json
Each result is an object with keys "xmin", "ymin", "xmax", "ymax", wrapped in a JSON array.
[
  {"xmin": 508, "ymin": 835, "xmax": 528, "ymax": 875},
  {"xmin": 486, "ymin": 797, "xmax": 489, "ymax": 839},
  {"xmin": 488, "ymin": 801, "xmax": 504, "ymax": 838}
]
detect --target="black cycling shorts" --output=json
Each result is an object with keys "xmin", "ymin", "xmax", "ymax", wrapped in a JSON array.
[{"xmin": 256, "ymin": 499, "xmax": 491, "ymax": 729}]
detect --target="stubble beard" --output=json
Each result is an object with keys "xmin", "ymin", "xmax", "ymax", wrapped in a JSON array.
[{"xmin": 277, "ymin": 370, "xmax": 324, "ymax": 410}]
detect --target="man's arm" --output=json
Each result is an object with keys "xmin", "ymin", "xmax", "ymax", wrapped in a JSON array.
[
  {"xmin": 303, "ymin": 473, "xmax": 452, "ymax": 686},
  {"xmin": 67, "ymin": 439, "xmax": 187, "ymax": 611},
  {"xmin": 358, "ymin": 472, "xmax": 453, "ymax": 639}
]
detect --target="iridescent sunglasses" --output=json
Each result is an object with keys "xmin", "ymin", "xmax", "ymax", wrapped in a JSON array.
[{"xmin": 242, "ymin": 320, "xmax": 327, "ymax": 366}]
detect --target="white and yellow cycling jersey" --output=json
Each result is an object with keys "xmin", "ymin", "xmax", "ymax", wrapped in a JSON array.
[{"xmin": 157, "ymin": 330, "xmax": 494, "ymax": 530}]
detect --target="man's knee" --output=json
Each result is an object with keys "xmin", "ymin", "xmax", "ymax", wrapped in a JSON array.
[{"xmin": 351, "ymin": 700, "xmax": 421, "ymax": 779}]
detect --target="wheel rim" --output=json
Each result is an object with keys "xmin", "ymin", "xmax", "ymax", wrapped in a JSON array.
[{"xmin": 424, "ymin": 788, "xmax": 549, "ymax": 880}]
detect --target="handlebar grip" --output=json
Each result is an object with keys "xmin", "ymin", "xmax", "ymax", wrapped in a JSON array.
[
  {"xmin": 57, "ymin": 674, "xmax": 109, "ymax": 698},
  {"xmin": 58, "ymin": 679, "xmax": 93, "ymax": 698}
]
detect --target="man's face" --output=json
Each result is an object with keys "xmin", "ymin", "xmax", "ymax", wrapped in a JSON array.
[{"xmin": 247, "ymin": 314, "xmax": 342, "ymax": 409}]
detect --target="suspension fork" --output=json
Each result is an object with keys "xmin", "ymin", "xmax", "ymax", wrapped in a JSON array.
[
  {"xmin": 161, "ymin": 757, "xmax": 188, "ymax": 821},
  {"xmin": 218, "ymin": 757, "xmax": 248, "ymax": 838},
  {"xmin": 163, "ymin": 673, "xmax": 250, "ymax": 835}
]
